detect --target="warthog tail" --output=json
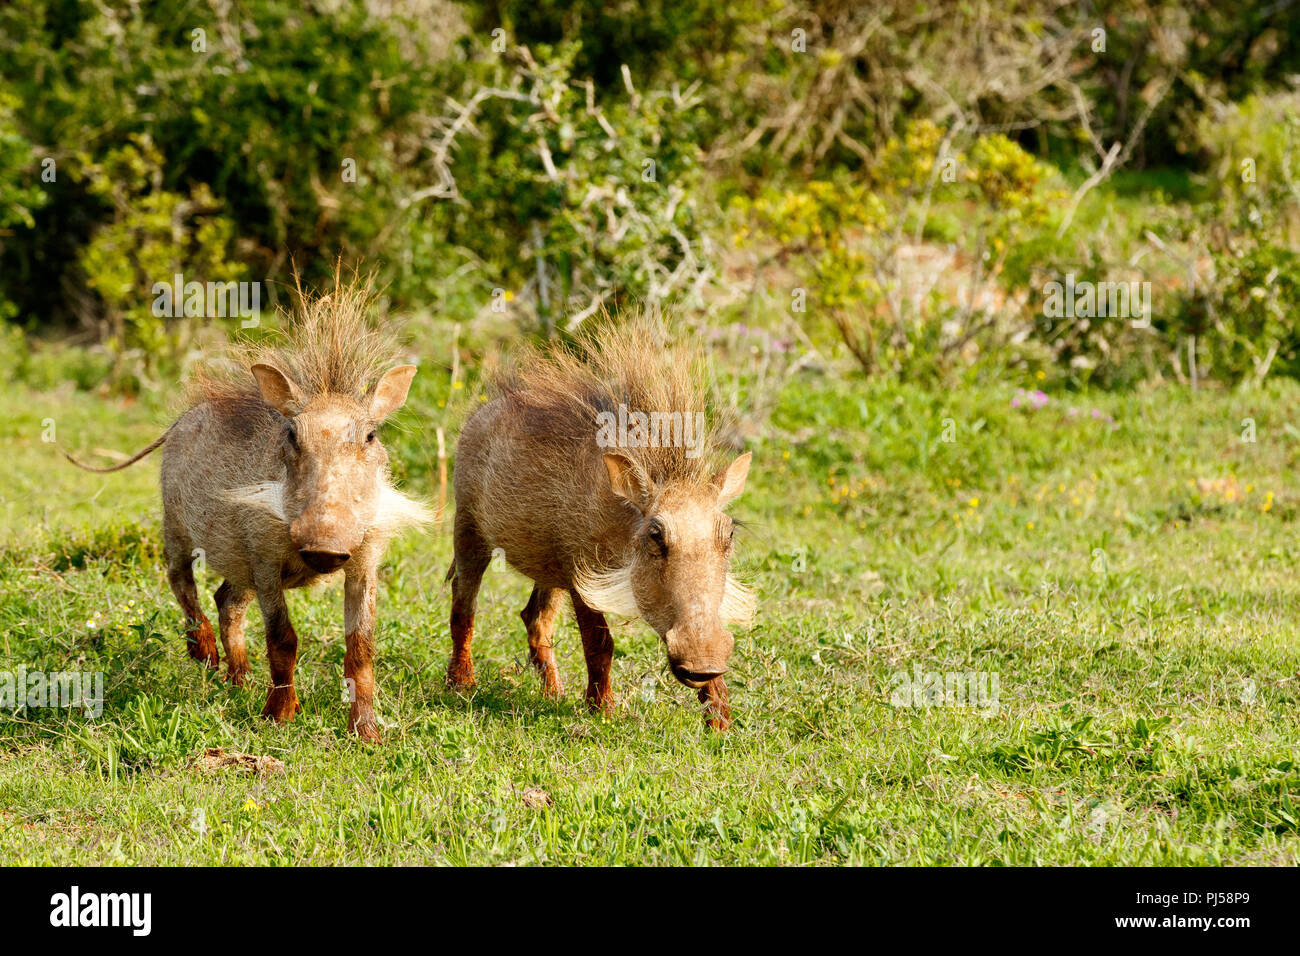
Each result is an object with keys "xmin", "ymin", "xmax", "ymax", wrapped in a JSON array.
[{"xmin": 64, "ymin": 429, "xmax": 170, "ymax": 473}]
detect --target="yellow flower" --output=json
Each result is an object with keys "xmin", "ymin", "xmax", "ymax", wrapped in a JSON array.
[
  {"xmin": 968, "ymin": 497, "xmax": 980, "ymax": 508},
  {"xmin": 1035, "ymin": 370, "xmax": 1046, "ymax": 381},
  {"xmin": 242, "ymin": 799, "xmax": 261, "ymax": 814},
  {"xmin": 1026, "ymin": 521, "xmax": 1035, "ymax": 530}
]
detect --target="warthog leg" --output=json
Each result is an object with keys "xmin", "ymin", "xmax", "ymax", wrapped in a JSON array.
[
  {"xmin": 215, "ymin": 580, "xmax": 254, "ymax": 685},
  {"xmin": 165, "ymin": 540, "xmax": 218, "ymax": 669},
  {"xmin": 256, "ymin": 582, "xmax": 301, "ymax": 723},
  {"xmin": 521, "ymin": 585, "xmax": 564, "ymax": 698},
  {"xmin": 344, "ymin": 562, "xmax": 381, "ymax": 743},
  {"xmin": 570, "ymin": 594, "xmax": 614, "ymax": 715},
  {"xmin": 698, "ymin": 677, "xmax": 731, "ymax": 731},
  {"xmin": 447, "ymin": 512, "xmax": 491, "ymax": 690}
]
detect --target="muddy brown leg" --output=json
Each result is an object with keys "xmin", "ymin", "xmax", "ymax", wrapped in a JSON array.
[
  {"xmin": 699, "ymin": 676, "xmax": 731, "ymax": 731},
  {"xmin": 571, "ymin": 593, "xmax": 614, "ymax": 715},
  {"xmin": 256, "ymin": 584, "xmax": 300, "ymax": 723},
  {"xmin": 447, "ymin": 513, "xmax": 491, "ymax": 690},
  {"xmin": 166, "ymin": 544, "xmax": 218, "ymax": 669},
  {"xmin": 215, "ymin": 580, "xmax": 253, "ymax": 685},
  {"xmin": 522, "ymin": 585, "xmax": 564, "ymax": 698},
  {"xmin": 344, "ymin": 561, "xmax": 381, "ymax": 743}
]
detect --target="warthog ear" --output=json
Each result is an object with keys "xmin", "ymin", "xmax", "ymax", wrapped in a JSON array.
[
  {"xmin": 603, "ymin": 452, "xmax": 653, "ymax": 513},
  {"xmin": 712, "ymin": 451, "xmax": 751, "ymax": 507},
  {"xmin": 251, "ymin": 363, "xmax": 305, "ymax": 416},
  {"xmin": 367, "ymin": 365, "xmax": 418, "ymax": 422}
]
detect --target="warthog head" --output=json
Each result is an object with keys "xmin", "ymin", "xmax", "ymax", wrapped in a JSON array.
[
  {"xmin": 250, "ymin": 363, "xmax": 417, "ymax": 574},
  {"xmin": 582, "ymin": 451, "xmax": 754, "ymax": 688}
]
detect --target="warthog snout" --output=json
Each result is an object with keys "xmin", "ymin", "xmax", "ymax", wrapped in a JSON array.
[
  {"xmin": 297, "ymin": 548, "xmax": 351, "ymax": 574},
  {"xmin": 290, "ymin": 512, "xmax": 356, "ymax": 574},
  {"xmin": 666, "ymin": 626, "xmax": 733, "ymax": 688}
]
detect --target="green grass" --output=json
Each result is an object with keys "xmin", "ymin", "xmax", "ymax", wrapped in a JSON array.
[{"xmin": 1, "ymin": 360, "xmax": 1298, "ymax": 865}]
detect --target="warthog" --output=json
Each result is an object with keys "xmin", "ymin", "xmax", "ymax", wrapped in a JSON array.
[
  {"xmin": 67, "ymin": 282, "xmax": 431, "ymax": 741},
  {"xmin": 448, "ymin": 323, "xmax": 755, "ymax": 729}
]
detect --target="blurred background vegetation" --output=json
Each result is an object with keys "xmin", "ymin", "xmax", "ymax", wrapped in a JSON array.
[{"xmin": 1, "ymin": 0, "xmax": 1298, "ymax": 393}]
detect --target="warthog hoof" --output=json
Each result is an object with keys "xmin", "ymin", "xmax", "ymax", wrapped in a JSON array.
[
  {"xmin": 540, "ymin": 669, "xmax": 564, "ymax": 699},
  {"xmin": 349, "ymin": 714, "xmax": 382, "ymax": 744},
  {"xmin": 186, "ymin": 623, "xmax": 220, "ymax": 669},
  {"xmin": 584, "ymin": 685, "xmax": 614, "ymax": 716},
  {"xmin": 261, "ymin": 685, "xmax": 301, "ymax": 723},
  {"xmin": 446, "ymin": 658, "xmax": 475, "ymax": 691}
]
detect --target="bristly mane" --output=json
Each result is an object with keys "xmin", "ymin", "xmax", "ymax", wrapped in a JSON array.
[
  {"xmin": 190, "ymin": 274, "xmax": 398, "ymax": 409},
  {"xmin": 491, "ymin": 318, "xmax": 729, "ymax": 486}
]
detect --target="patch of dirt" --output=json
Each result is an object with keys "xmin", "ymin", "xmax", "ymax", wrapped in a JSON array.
[
  {"xmin": 521, "ymin": 787, "xmax": 553, "ymax": 809},
  {"xmin": 193, "ymin": 747, "xmax": 285, "ymax": 776}
]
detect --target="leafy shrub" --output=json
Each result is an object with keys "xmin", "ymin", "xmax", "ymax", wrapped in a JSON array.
[
  {"xmin": 404, "ymin": 42, "xmax": 717, "ymax": 331},
  {"xmin": 0, "ymin": 324, "xmax": 113, "ymax": 392},
  {"xmin": 0, "ymin": 90, "xmax": 48, "ymax": 324},
  {"xmin": 1195, "ymin": 91, "xmax": 1300, "ymax": 229},
  {"xmin": 1159, "ymin": 91, "xmax": 1300, "ymax": 384},
  {"xmin": 74, "ymin": 135, "xmax": 245, "ymax": 379},
  {"xmin": 0, "ymin": 0, "xmax": 455, "ymax": 338},
  {"xmin": 735, "ymin": 121, "xmax": 1063, "ymax": 379},
  {"xmin": 1203, "ymin": 243, "xmax": 1300, "ymax": 383},
  {"xmin": 2, "ymin": 0, "xmax": 1298, "ymax": 388}
]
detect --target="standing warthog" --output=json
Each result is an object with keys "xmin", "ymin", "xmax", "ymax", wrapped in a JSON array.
[
  {"xmin": 67, "ymin": 282, "xmax": 431, "ymax": 741},
  {"xmin": 448, "ymin": 323, "xmax": 755, "ymax": 729}
]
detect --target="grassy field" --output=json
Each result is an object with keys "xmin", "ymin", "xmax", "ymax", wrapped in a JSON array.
[{"xmin": 1, "ymin": 356, "xmax": 1298, "ymax": 865}]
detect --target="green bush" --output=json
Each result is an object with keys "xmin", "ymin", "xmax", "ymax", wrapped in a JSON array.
[
  {"xmin": 75, "ymin": 135, "xmax": 245, "ymax": 378},
  {"xmin": 735, "ymin": 121, "xmax": 1064, "ymax": 380},
  {"xmin": 399, "ymin": 41, "xmax": 717, "ymax": 331},
  {"xmin": 0, "ymin": 0, "xmax": 453, "ymax": 336},
  {"xmin": 0, "ymin": 90, "xmax": 48, "ymax": 324},
  {"xmin": 1175, "ymin": 90, "xmax": 1300, "ymax": 384},
  {"xmin": 2, "ymin": 0, "xmax": 1298, "ymax": 388}
]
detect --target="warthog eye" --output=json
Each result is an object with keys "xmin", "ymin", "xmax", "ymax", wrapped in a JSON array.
[
  {"xmin": 647, "ymin": 521, "xmax": 667, "ymax": 555},
  {"xmin": 366, "ymin": 429, "xmax": 377, "ymax": 444}
]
